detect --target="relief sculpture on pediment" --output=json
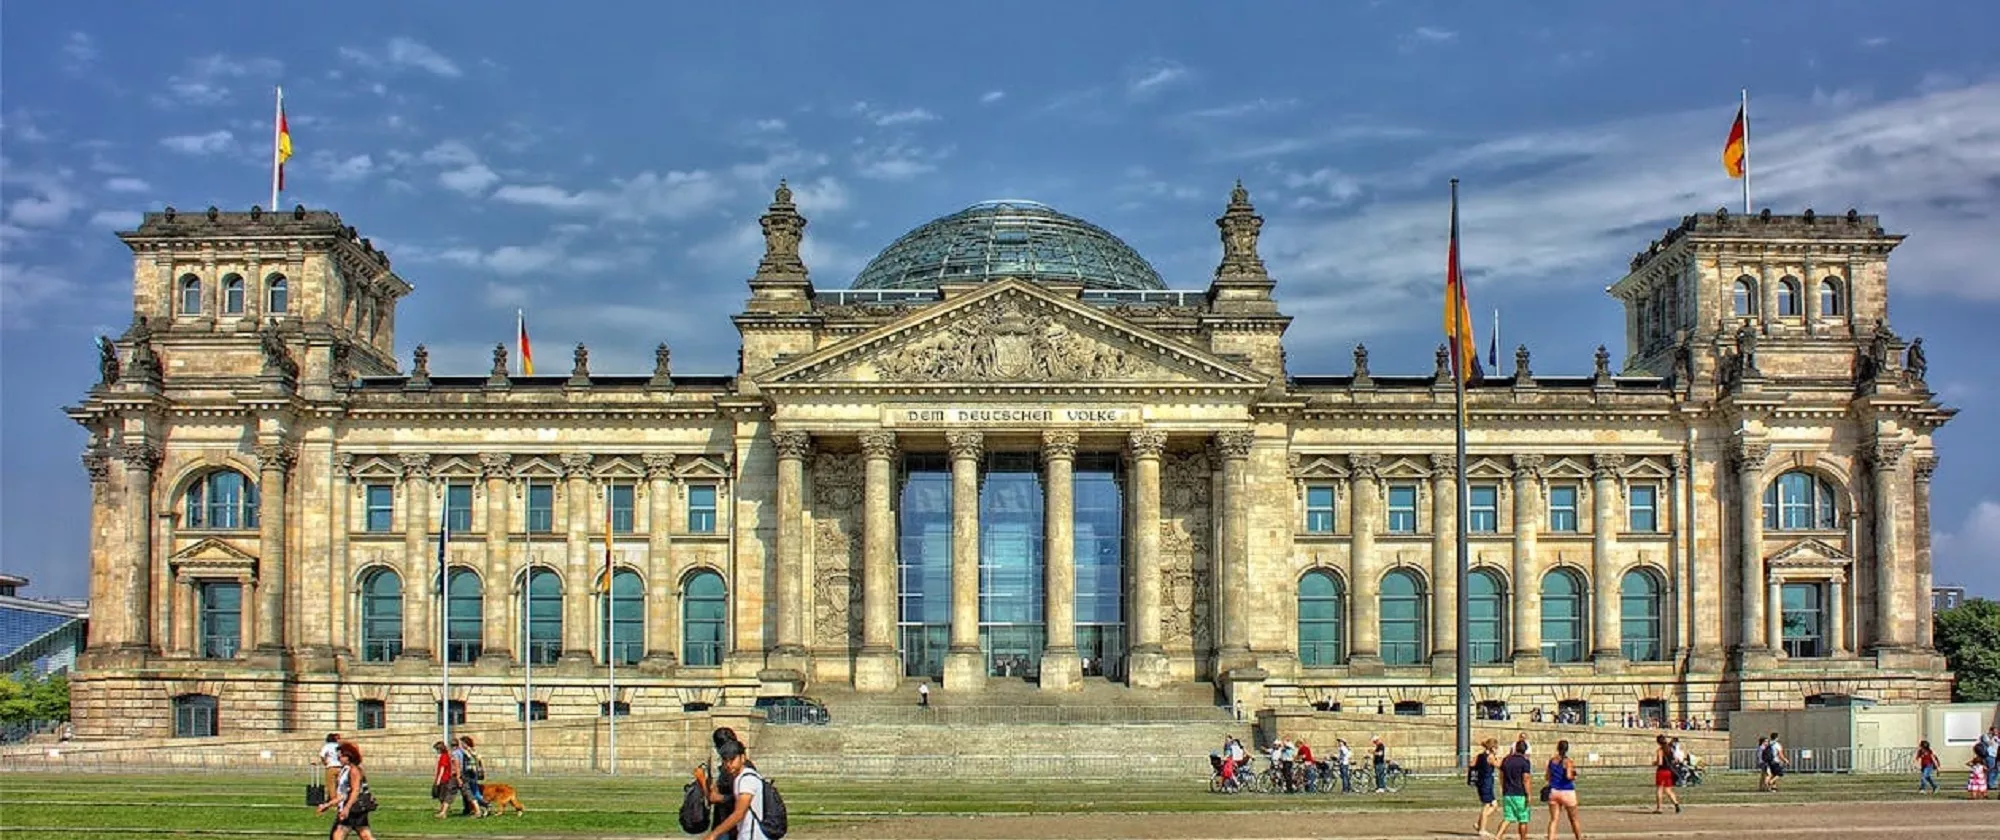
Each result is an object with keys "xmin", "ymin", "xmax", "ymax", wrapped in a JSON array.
[{"xmin": 873, "ymin": 297, "xmax": 1174, "ymax": 382}]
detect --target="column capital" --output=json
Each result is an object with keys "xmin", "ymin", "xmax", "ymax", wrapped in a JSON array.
[
  {"xmin": 82, "ymin": 448, "xmax": 111, "ymax": 484},
  {"xmin": 400, "ymin": 452, "xmax": 436, "ymax": 479},
  {"xmin": 642, "ymin": 452, "xmax": 678, "ymax": 479},
  {"xmin": 858, "ymin": 430, "xmax": 899, "ymax": 460},
  {"xmin": 253, "ymin": 442, "xmax": 298, "ymax": 473},
  {"xmin": 1912, "ymin": 454, "xmax": 1938, "ymax": 484},
  {"xmin": 1591, "ymin": 452, "xmax": 1626, "ymax": 479},
  {"xmin": 117, "ymin": 441, "xmax": 162, "ymax": 473},
  {"xmin": 1211, "ymin": 430, "xmax": 1255, "ymax": 461},
  {"xmin": 946, "ymin": 430, "xmax": 984, "ymax": 461},
  {"xmin": 1866, "ymin": 437, "xmax": 1908, "ymax": 471},
  {"xmin": 479, "ymin": 452, "xmax": 514, "ymax": 479},
  {"xmin": 771, "ymin": 430, "xmax": 814, "ymax": 461},
  {"xmin": 1511, "ymin": 453, "xmax": 1544, "ymax": 480},
  {"xmin": 1731, "ymin": 441, "xmax": 1770, "ymax": 473},
  {"xmin": 1427, "ymin": 453, "xmax": 1456, "ymax": 480},
  {"xmin": 559, "ymin": 452, "xmax": 593, "ymax": 477},
  {"xmin": 1041, "ymin": 430, "xmax": 1079, "ymax": 463},
  {"xmin": 1349, "ymin": 452, "xmax": 1381, "ymax": 479},
  {"xmin": 1128, "ymin": 429, "xmax": 1167, "ymax": 459}
]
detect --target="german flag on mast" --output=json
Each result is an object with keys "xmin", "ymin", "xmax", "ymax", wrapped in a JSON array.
[
  {"xmin": 1442, "ymin": 180, "xmax": 1483, "ymax": 383},
  {"xmin": 516, "ymin": 309, "xmax": 536, "ymax": 375},
  {"xmin": 1723, "ymin": 102, "xmax": 1748, "ymax": 179}
]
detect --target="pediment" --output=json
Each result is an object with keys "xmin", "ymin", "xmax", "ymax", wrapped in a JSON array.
[
  {"xmin": 1294, "ymin": 455, "xmax": 1348, "ymax": 481},
  {"xmin": 1378, "ymin": 456, "xmax": 1433, "ymax": 480},
  {"xmin": 1622, "ymin": 458, "xmax": 1674, "ymax": 480},
  {"xmin": 513, "ymin": 456, "xmax": 563, "ymax": 479},
  {"xmin": 762, "ymin": 280, "xmax": 1265, "ymax": 388},
  {"xmin": 170, "ymin": 538, "xmax": 259, "ymax": 579},
  {"xmin": 1465, "ymin": 457, "xmax": 1513, "ymax": 480},
  {"xmin": 676, "ymin": 455, "xmax": 731, "ymax": 480},
  {"xmin": 1542, "ymin": 457, "xmax": 1591, "ymax": 480},
  {"xmin": 430, "ymin": 455, "xmax": 480, "ymax": 480},
  {"xmin": 594, "ymin": 456, "xmax": 644, "ymax": 479},
  {"xmin": 349, "ymin": 456, "xmax": 404, "ymax": 479},
  {"xmin": 1766, "ymin": 538, "xmax": 1853, "ymax": 568}
]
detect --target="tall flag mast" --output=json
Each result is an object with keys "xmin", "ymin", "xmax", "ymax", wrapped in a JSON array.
[
  {"xmin": 1724, "ymin": 90, "xmax": 1750, "ymax": 213},
  {"xmin": 1442, "ymin": 179, "xmax": 1477, "ymax": 766},
  {"xmin": 271, "ymin": 87, "xmax": 292, "ymax": 211},
  {"xmin": 602, "ymin": 482, "xmax": 618, "ymax": 774},
  {"xmin": 437, "ymin": 498, "xmax": 453, "ymax": 747}
]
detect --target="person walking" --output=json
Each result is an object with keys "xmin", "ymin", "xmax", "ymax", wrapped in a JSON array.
[
  {"xmin": 701, "ymin": 738, "xmax": 767, "ymax": 840},
  {"xmin": 457, "ymin": 736, "xmax": 491, "ymax": 817},
  {"xmin": 1469, "ymin": 737, "xmax": 1500, "ymax": 838},
  {"xmin": 1983, "ymin": 727, "xmax": 2000, "ymax": 793},
  {"xmin": 1545, "ymin": 739, "xmax": 1582, "ymax": 840},
  {"xmin": 1652, "ymin": 734, "xmax": 1682, "ymax": 813},
  {"xmin": 1765, "ymin": 732, "xmax": 1787, "ymax": 792},
  {"xmin": 1336, "ymin": 738, "xmax": 1354, "ymax": 793},
  {"xmin": 315, "ymin": 741, "xmax": 377, "ymax": 840},
  {"xmin": 1916, "ymin": 740, "xmax": 1940, "ymax": 794},
  {"xmin": 430, "ymin": 740, "xmax": 459, "ymax": 818},
  {"xmin": 1498, "ymin": 740, "xmax": 1534, "ymax": 840},
  {"xmin": 316, "ymin": 733, "xmax": 342, "ymax": 794}
]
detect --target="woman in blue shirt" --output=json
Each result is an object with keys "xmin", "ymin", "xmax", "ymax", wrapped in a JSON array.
[{"xmin": 1545, "ymin": 739, "xmax": 1582, "ymax": 840}]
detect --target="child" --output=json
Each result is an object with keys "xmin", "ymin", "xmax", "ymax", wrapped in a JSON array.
[{"xmin": 1968, "ymin": 756, "xmax": 1989, "ymax": 800}]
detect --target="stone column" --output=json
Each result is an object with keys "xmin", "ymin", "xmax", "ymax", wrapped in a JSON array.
[
  {"xmin": 480, "ymin": 453, "xmax": 512, "ymax": 662},
  {"xmin": 854, "ymin": 430, "xmax": 901, "ymax": 691},
  {"xmin": 1428, "ymin": 454, "xmax": 1458, "ymax": 668},
  {"xmin": 400, "ymin": 453, "xmax": 435, "ymax": 661},
  {"xmin": 1829, "ymin": 577, "xmax": 1850, "ymax": 656},
  {"xmin": 1766, "ymin": 579, "xmax": 1784, "ymax": 656},
  {"xmin": 1869, "ymin": 438, "xmax": 1912, "ymax": 652},
  {"xmin": 330, "ymin": 454, "xmax": 354, "ymax": 658},
  {"xmin": 1590, "ymin": 454, "xmax": 1625, "ymax": 663},
  {"xmin": 253, "ymin": 442, "xmax": 295, "ymax": 656},
  {"xmin": 1212, "ymin": 431, "xmax": 1256, "ymax": 674},
  {"xmin": 643, "ymin": 454, "xmax": 679, "ymax": 668},
  {"xmin": 768, "ymin": 430, "xmax": 812, "ymax": 671},
  {"xmin": 1040, "ymin": 430, "xmax": 1081, "ymax": 691},
  {"xmin": 1733, "ymin": 442, "xmax": 1771, "ymax": 658},
  {"xmin": 116, "ymin": 442, "xmax": 161, "ymax": 653},
  {"xmin": 558, "ymin": 453, "xmax": 593, "ymax": 664},
  {"xmin": 1510, "ymin": 454, "xmax": 1545, "ymax": 666},
  {"xmin": 1347, "ymin": 453, "xmax": 1382, "ymax": 667},
  {"xmin": 1913, "ymin": 456, "xmax": 1938, "ymax": 651},
  {"xmin": 1126, "ymin": 430, "xmax": 1171, "ymax": 687},
  {"xmin": 943, "ymin": 431, "xmax": 986, "ymax": 690}
]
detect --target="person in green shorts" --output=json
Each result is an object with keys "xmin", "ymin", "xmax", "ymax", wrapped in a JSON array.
[{"xmin": 1498, "ymin": 740, "xmax": 1535, "ymax": 840}]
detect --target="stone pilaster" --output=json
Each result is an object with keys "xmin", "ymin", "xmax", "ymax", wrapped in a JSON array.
[
  {"xmin": 1868, "ymin": 437, "xmax": 1912, "ymax": 653},
  {"xmin": 767, "ymin": 430, "xmax": 812, "ymax": 674},
  {"xmin": 115, "ymin": 441, "xmax": 161, "ymax": 654},
  {"xmin": 479, "ymin": 453, "xmax": 512, "ymax": 663},
  {"xmin": 854, "ymin": 430, "xmax": 901, "ymax": 691},
  {"xmin": 1211, "ymin": 431, "xmax": 1256, "ymax": 674},
  {"xmin": 252, "ymin": 441, "xmax": 296, "ymax": 657},
  {"xmin": 1830, "ymin": 576, "xmax": 1851, "ymax": 657},
  {"xmin": 1590, "ymin": 453, "xmax": 1625, "ymax": 665},
  {"xmin": 1040, "ymin": 430, "xmax": 1081, "ymax": 691},
  {"xmin": 1125, "ymin": 430, "xmax": 1171, "ymax": 687},
  {"xmin": 558, "ymin": 452, "xmax": 593, "ymax": 665},
  {"xmin": 1428, "ymin": 454, "xmax": 1457, "ymax": 670},
  {"xmin": 1733, "ymin": 442, "xmax": 1773, "ymax": 661},
  {"xmin": 399, "ymin": 453, "xmax": 435, "ymax": 661},
  {"xmin": 943, "ymin": 431, "xmax": 986, "ymax": 691},
  {"xmin": 642, "ymin": 454, "xmax": 679, "ymax": 669},
  {"xmin": 328, "ymin": 453, "xmax": 355, "ymax": 659},
  {"xmin": 1511, "ymin": 454, "xmax": 1546, "ymax": 668},
  {"xmin": 1913, "ymin": 455, "xmax": 1938, "ymax": 651},
  {"xmin": 1347, "ymin": 453, "xmax": 1382, "ymax": 671}
]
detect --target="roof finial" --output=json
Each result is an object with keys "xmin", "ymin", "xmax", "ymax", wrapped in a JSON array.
[
  {"xmin": 773, "ymin": 178, "xmax": 793, "ymax": 206},
  {"xmin": 757, "ymin": 180, "xmax": 809, "ymax": 279},
  {"xmin": 1216, "ymin": 181, "xmax": 1265, "ymax": 277},
  {"xmin": 1230, "ymin": 179, "xmax": 1249, "ymax": 207}
]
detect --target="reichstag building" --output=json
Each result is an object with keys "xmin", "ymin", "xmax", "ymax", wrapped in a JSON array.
[{"xmin": 67, "ymin": 184, "xmax": 1953, "ymax": 737}]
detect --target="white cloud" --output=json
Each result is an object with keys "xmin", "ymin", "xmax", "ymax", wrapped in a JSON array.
[
  {"xmin": 1280, "ymin": 167, "xmax": 1364, "ymax": 210},
  {"xmin": 980, "ymin": 90, "xmax": 1006, "ymax": 104},
  {"xmin": 854, "ymin": 142, "xmax": 948, "ymax": 181},
  {"xmin": 754, "ymin": 118, "xmax": 787, "ymax": 132},
  {"xmin": 1129, "ymin": 62, "xmax": 1189, "ymax": 96},
  {"xmin": 851, "ymin": 102, "xmax": 942, "ymax": 127},
  {"xmin": 1412, "ymin": 26, "xmax": 1458, "ymax": 43},
  {"xmin": 1861, "ymin": 36, "xmax": 1890, "ymax": 48},
  {"xmin": 88, "ymin": 209, "xmax": 142, "ymax": 229},
  {"xmin": 490, "ymin": 147, "xmax": 829, "ymax": 222},
  {"xmin": 398, "ymin": 237, "xmax": 648, "ymax": 278},
  {"xmin": 160, "ymin": 130, "xmax": 235, "ymax": 155},
  {"xmin": 1180, "ymin": 98, "xmax": 1299, "ymax": 121},
  {"xmin": 156, "ymin": 54, "xmax": 285, "ymax": 107},
  {"xmin": 1933, "ymin": 500, "xmax": 2000, "ymax": 595},
  {"xmin": 4, "ymin": 171, "xmax": 85, "ymax": 227},
  {"xmin": 439, "ymin": 163, "xmax": 499, "ymax": 195},
  {"xmin": 103, "ymin": 176, "xmax": 151, "ymax": 193},
  {"xmin": 784, "ymin": 176, "xmax": 850, "ymax": 215},
  {"xmin": 62, "ymin": 32, "xmax": 98, "ymax": 72},
  {"xmin": 0, "ymin": 261, "xmax": 79, "ymax": 329},
  {"xmin": 320, "ymin": 153, "xmax": 376, "ymax": 183},
  {"xmin": 342, "ymin": 37, "xmax": 463, "ymax": 78}
]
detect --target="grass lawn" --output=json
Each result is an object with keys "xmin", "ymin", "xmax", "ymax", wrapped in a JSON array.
[{"xmin": 0, "ymin": 768, "xmax": 1962, "ymax": 839}]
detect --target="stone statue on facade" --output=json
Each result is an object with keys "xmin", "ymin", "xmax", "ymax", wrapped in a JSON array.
[
  {"xmin": 651, "ymin": 342, "xmax": 673, "ymax": 388},
  {"xmin": 1351, "ymin": 343, "xmax": 1372, "ymax": 384},
  {"xmin": 1905, "ymin": 337, "xmax": 1926, "ymax": 382},
  {"xmin": 260, "ymin": 325, "xmax": 298, "ymax": 381},
  {"xmin": 96, "ymin": 336, "xmax": 120, "ymax": 387},
  {"xmin": 491, "ymin": 343, "xmax": 509, "ymax": 377},
  {"xmin": 1735, "ymin": 321, "xmax": 1760, "ymax": 379},
  {"xmin": 1214, "ymin": 180, "xmax": 1266, "ymax": 277},
  {"xmin": 1594, "ymin": 345, "xmax": 1614, "ymax": 385},
  {"xmin": 1513, "ymin": 345, "xmax": 1533, "ymax": 381},
  {"xmin": 1869, "ymin": 318, "xmax": 1895, "ymax": 373},
  {"xmin": 757, "ymin": 180, "xmax": 808, "ymax": 277}
]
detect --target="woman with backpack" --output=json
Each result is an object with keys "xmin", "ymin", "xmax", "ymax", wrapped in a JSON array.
[{"xmin": 315, "ymin": 741, "xmax": 378, "ymax": 840}]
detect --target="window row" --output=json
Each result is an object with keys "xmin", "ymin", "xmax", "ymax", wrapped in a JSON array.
[
  {"xmin": 176, "ymin": 272, "xmax": 289, "ymax": 316},
  {"xmin": 1732, "ymin": 275, "xmax": 1846, "ymax": 318},
  {"xmin": 1297, "ymin": 567, "xmax": 1668, "ymax": 667},
  {"xmin": 359, "ymin": 482, "xmax": 719, "ymax": 534},
  {"xmin": 1301, "ymin": 483, "xmax": 1661, "ymax": 535}
]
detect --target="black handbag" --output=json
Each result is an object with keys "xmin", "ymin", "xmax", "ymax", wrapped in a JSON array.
[
  {"xmin": 306, "ymin": 781, "xmax": 327, "ymax": 807},
  {"xmin": 353, "ymin": 783, "xmax": 378, "ymax": 814},
  {"xmin": 1538, "ymin": 783, "xmax": 1552, "ymax": 803}
]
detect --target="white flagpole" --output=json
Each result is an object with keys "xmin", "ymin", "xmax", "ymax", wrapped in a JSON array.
[
  {"xmin": 521, "ymin": 525, "xmax": 533, "ymax": 776},
  {"xmin": 605, "ymin": 482, "xmax": 618, "ymax": 775},
  {"xmin": 439, "ymin": 498, "xmax": 452, "ymax": 749},
  {"xmin": 270, "ymin": 86, "xmax": 283, "ymax": 211},
  {"xmin": 1740, "ymin": 88, "xmax": 1752, "ymax": 215}
]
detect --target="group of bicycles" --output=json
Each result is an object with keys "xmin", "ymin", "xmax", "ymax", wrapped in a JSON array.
[{"xmin": 1208, "ymin": 755, "xmax": 1410, "ymax": 795}]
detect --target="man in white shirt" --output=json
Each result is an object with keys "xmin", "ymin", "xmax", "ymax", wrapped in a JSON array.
[
  {"xmin": 316, "ymin": 733, "xmax": 341, "ymax": 793},
  {"xmin": 702, "ymin": 739, "xmax": 765, "ymax": 840},
  {"xmin": 1335, "ymin": 739, "xmax": 1354, "ymax": 793},
  {"xmin": 1765, "ymin": 733, "xmax": 1787, "ymax": 792}
]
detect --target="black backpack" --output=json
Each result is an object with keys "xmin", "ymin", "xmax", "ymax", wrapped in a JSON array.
[
  {"xmin": 740, "ymin": 769, "xmax": 788, "ymax": 839},
  {"xmin": 678, "ymin": 779, "xmax": 711, "ymax": 834}
]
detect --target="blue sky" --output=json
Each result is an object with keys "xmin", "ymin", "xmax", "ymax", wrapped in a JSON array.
[{"xmin": 3, "ymin": 2, "xmax": 1997, "ymax": 599}]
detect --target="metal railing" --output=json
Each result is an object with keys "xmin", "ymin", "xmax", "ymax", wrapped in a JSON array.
[
  {"xmin": 1725, "ymin": 745, "xmax": 1920, "ymax": 774},
  {"xmin": 1078, "ymin": 289, "xmax": 1207, "ymax": 307},
  {"xmin": 816, "ymin": 290, "xmax": 940, "ymax": 306},
  {"xmin": 823, "ymin": 703, "xmax": 1234, "ymax": 726}
]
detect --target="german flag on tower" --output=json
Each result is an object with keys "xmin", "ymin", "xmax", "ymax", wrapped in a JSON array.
[
  {"xmin": 1723, "ymin": 103, "xmax": 1747, "ymax": 179},
  {"xmin": 1442, "ymin": 180, "xmax": 1483, "ymax": 384}
]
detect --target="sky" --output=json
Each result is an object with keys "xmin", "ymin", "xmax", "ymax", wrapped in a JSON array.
[{"xmin": 2, "ymin": 2, "xmax": 1997, "ymax": 600}]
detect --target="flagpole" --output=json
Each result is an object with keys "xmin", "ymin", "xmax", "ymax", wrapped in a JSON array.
[
  {"xmin": 604, "ymin": 482, "xmax": 618, "ymax": 776},
  {"xmin": 439, "ymin": 497, "xmax": 452, "ymax": 749},
  {"xmin": 1740, "ymin": 88, "xmax": 1752, "ymax": 214},
  {"xmin": 1491, "ymin": 308, "xmax": 1501, "ymax": 369},
  {"xmin": 1451, "ymin": 179, "xmax": 1473, "ymax": 769},
  {"xmin": 269, "ymin": 86, "xmax": 283, "ymax": 211},
  {"xmin": 521, "ymin": 526, "xmax": 533, "ymax": 776}
]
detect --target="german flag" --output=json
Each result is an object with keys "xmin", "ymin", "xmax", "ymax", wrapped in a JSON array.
[
  {"xmin": 276, "ymin": 98, "xmax": 293, "ymax": 190},
  {"xmin": 1723, "ymin": 104, "xmax": 1747, "ymax": 179},
  {"xmin": 516, "ymin": 310, "xmax": 535, "ymax": 375},
  {"xmin": 1442, "ymin": 181, "xmax": 1482, "ymax": 383}
]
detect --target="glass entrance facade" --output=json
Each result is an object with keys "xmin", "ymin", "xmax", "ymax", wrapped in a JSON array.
[
  {"xmin": 1073, "ymin": 453, "xmax": 1125, "ymax": 679},
  {"xmin": 980, "ymin": 452, "xmax": 1045, "ymax": 678},
  {"xmin": 898, "ymin": 454, "xmax": 951, "ymax": 678}
]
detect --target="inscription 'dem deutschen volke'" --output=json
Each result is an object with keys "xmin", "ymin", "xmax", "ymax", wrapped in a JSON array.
[{"xmin": 887, "ymin": 407, "xmax": 1140, "ymax": 427}]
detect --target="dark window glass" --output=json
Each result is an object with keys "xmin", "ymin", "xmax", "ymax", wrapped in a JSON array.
[
  {"xmin": 1298, "ymin": 570, "xmax": 1345, "ymax": 666},
  {"xmin": 600, "ymin": 569, "xmax": 643, "ymax": 664},
  {"xmin": 523, "ymin": 568, "xmax": 562, "ymax": 665},
  {"xmin": 526, "ymin": 483, "xmax": 555, "ymax": 533},
  {"xmin": 356, "ymin": 699, "xmax": 385, "ymax": 730},
  {"xmin": 1467, "ymin": 569, "xmax": 1506, "ymax": 664},
  {"xmin": 359, "ymin": 569, "xmax": 403, "ymax": 662},
  {"xmin": 173, "ymin": 694, "xmax": 218, "ymax": 737},
  {"xmin": 1627, "ymin": 484, "xmax": 1658, "ymax": 532},
  {"xmin": 364, "ymin": 484, "xmax": 394, "ymax": 532},
  {"xmin": 1467, "ymin": 484, "xmax": 1499, "ymax": 533},
  {"xmin": 1541, "ymin": 569, "xmax": 1587, "ymax": 663},
  {"xmin": 687, "ymin": 485, "xmax": 718, "ymax": 533},
  {"xmin": 1620, "ymin": 570, "xmax": 1664, "ymax": 661},
  {"xmin": 682, "ymin": 570, "xmax": 727, "ymax": 666},
  {"xmin": 1304, "ymin": 485, "xmax": 1336, "ymax": 534},
  {"xmin": 444, "ymin": 568, "xmax": 482, "ymax": 664},
  {"xmin": 444, "ymin": 483, "xmax": 474, "ymax": 533},
  {"xmin": 199, "ymin": 581, "xmax": 242, "ymax": 659},
  {"xmin": 1379, "ymin": 570, "xmax": 1426, "ymax": 665}
]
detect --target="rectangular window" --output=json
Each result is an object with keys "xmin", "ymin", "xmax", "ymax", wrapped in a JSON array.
[
  {"xmin": 1548, "ymin": 485, "xmax": 1579, "ymax": 532},
  {"xmin": 1628, "ymin": 484, "xmax": 1659, "ymax": 533},
  {"xmin": 608, "ymin": 483, "xmax": 635, "ymax": 533},
  {"xmin": 1385, "ymin": 484, "xmax": 1418, "ymax": 534},
  {"xmin": 1303, "ymin": 484, "xmax": 1337, "ymax": 534},
  {"xmin": 526, "ymin": 483, "xmax": 555, "ymax": 534},
  {"xmin": 173, "ymin": 695, "xmax": 218, "ymax": 737},
  {"xmin": 356, "ymin": 700, "xmax": 385, "ymax": 731},
  {"xmin": 1781, "ymin": 582, "xmax": 1827, "ymax": 658},
  {"xmin": 364, "ymin": 484, "xmax": 394, "ymax": 532},
  {"xmin": 1467, "ymin": 484, "xmax": 1499, "ymax": 533},
  {"xmin": 444, "ymin": 483, "xmax": 474, "ymax": 533},
  {"xmin": 518, "ymin": 700, "xmax": 548, "ymax": 722},
  {"xmin": 686, "ymin": 484, "xmax": 718, "ymax": 533},
  {"xmin": 198, "ymin": 581, "xmax": 242, "ymax": 659},
  {"xmin": 436, "ymin": 700, "xmax": 466, "ymax": 726}
]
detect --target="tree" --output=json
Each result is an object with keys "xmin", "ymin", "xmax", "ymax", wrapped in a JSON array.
[
  {"xmin": 1934, "ymin": 598, "xmax": 2000, "ymax": 702},
  {"xmin": 0, "ymin": 670, "xmax": 69, "ymax": 725}
]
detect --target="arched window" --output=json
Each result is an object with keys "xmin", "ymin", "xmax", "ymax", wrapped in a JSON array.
[
  {"xmin": 600, "ymin": 568, "xmax": 644, "ymax": 665},
  {"xmin": 221, "ymin": 273, "xmax": 245, "ymax": 315},
  {"xmin": 1819, "ymin": 278, "xmax": 1843, "ymax": 317},
  {"xmin": 185, "ymin": 470, "xmax": 259, "ymax": 530},
  {"xmin": 1776, "ymin": 276, "xmax": 1801, "ymax": 317},
  {"xmin": 1763, "ymin": 471, "xmax": 1839, "ymax": 531},
  {"xmin": 1541, "ymin": 568, "xmax": 1588, "ymax": 663},
  {"xmin": 443, "ymin": 567, "xmax": 482, "ymax": 664},
  {"xmin": 1732, "ymin": 276, "xmax": 1757, "ymax": 317},
  {"xmin": 682, "ymin": 569, "xmax": 727, "ymax": 667},
  {"xmin": 1620, "ymin": 569, "xmax": 1665, "ymax": 662},
  {"xmin": 1466, "ymin": 569, "xmax": 1507, "ymax": 664},
  {"xmin": 359, "ymin": 568, "xmax": 403, "ymax": 663},
  {"xmin": 522, "ymin": 567, "xmax": 562, "ymax": 665},
  {"xmin": 1379, "ymin": 569, "xmax": 1426, "ymax": 666},
  {"xmin": 179, "ymin": 273, "xmax": 203, "ymax": 315},
  {"xmin": 266, "ymin": 274, "xmax": 289, "ymax": 314},
  {"xmin": 1297, "ymin": 570, "xmax": 1345, "ymax": 667}
]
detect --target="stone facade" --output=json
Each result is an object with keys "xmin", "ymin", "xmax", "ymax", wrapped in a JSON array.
[{"xmin": 64, "ymin": 193, "xmax": 1954, "ymax": 740}]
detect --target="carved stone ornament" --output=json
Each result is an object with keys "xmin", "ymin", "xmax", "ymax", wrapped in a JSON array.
[
  {"xmin": 1433, "ymin": 344, "xmax": 1451, "ymax": 383},
  {"xmin": 1735, "ymin": 322, "xmax": 1761, "ymax": 378},
  {"xmin": 491, "ymin": 344, "xmax": 509, "ymax": 377},
  {"xmin": 1428, "ymin": 453, "xmax": 1457, "ymax": 479},
  {"xmin": 872, "ymin": 296, "xmax": 1173, "ymax": 383},
  {"xmin": 813, "ymin": 452, "xmax": 864, "ymax": 511},
  {"xmin": 857, "ymin": 430, "xmax": 898, "ymax": 460},
  {"xmin": 757, "ymin": 180, "xmax": 808, "ymax": 277},
  {"xmin": 642, "ymin": 453, "xmax": 678, "ymax": 479},
  {"xmin": 260, "ymin": 327, "xmax": 298, "ymax": 381},
  {"xmin": 1351, "ymin": 344, "xmax": 1372, "ymax": 383},
  {"xmin": 1215, "ymin": 180, "xmax": 1266, "ymax": 276},
  {"xmin": 1042, "ymin": 430, "xmax": 1080, "ymax": 462},
  {"xmin": 568, "ymin": 343, "xmax": 590, "ymax": 385},
  {"xmin": 82, "ymin": 449, "xmax": 111, "ymax": 483},
  {"xmin": 1591, "ymin": 453, "xmax": 1627, "ymax": 479},
  {"xmin": 117, "ymin": 442, "xmax": 162, "ymax": 473},
  {"xmin": 771, "ymin": 430, "xmax": 814, "ymax": 461},
  {"xmin": 408, "ymin": 345, "xmax": 432, "ymax": 386},
  {"xmin": 1867, "ymin": 438, "xmax": 1908, "ymax": 471},
  {"xmin": 253, "ymin": 442, "xmax": 298, "ymax": 472},
  {"xmin": 399, "ymin": 452, "xmax": 434, "ymax": 479},
  {"xmin": 651, "ymin": 343, "xmax": 673, "ymax": 387},
  {"xmin": 946, "ymin": 430, "xmax": 984, "ymax": 461},
  {"xmin": 1513, "ymin": 345, "xmax": 1533, "ymax": 381},
  {"xmin": 1211, "ymin": 430, "xmax": 1255, "ymax": 461},
  {"xmin": 1161, "ymin": 450, "xmax": 1214, "ymax": 649},
  {"xmin": 1912, "ymin": 455, "xmax": 1938, "ymax": 484},
  {"xmin": 334, "ymin": 452, "xmax": 357, "ymax": 478},
  {"xmin": 1593, "ymin": 345, "xmax": 1614, "ymax": 383},
  {"xmin": 480, "ymin": 452, "xmax": 513, "ymax": 478},
  {"xmin": 1511, "ymin": 453, "xmax": 1545, "ymax": 480},
  {"xmin": 1128, "ymin": 429, "xmax": 1167, "ymax": 459},
  {"xmin": 1732, "ymin": 442, "xmax": 1771, "ymax": 473},
  {"xmin": 559, "ymin": 452, "xmax": 593, "ymax": 477},
  {"xmin": 1904, "ymin": 337, "xmax": 1927, "ymax": 382},
  {"xmin": 1348, "ymin": 452, "xmax": 1381, "ymax": 479}
]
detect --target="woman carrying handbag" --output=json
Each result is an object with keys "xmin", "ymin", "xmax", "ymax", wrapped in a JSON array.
[{"xmin": 315, "ymin": 741, "xmax": 379, "ymax": 840}]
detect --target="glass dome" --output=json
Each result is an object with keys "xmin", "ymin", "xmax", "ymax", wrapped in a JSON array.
[{"xmin": 850, "ymin": 200, "xmax": 1166, "ymax": 291}]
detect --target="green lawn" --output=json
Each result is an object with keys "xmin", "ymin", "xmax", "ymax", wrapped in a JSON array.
[{"xmin": 0, "ymin": 769, "xmax": 1961, "ymax": 839}]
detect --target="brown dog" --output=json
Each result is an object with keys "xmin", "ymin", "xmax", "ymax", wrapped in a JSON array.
[{"xmin": 477, "ymin": 782, "xmax": 526, "ymax": 815}]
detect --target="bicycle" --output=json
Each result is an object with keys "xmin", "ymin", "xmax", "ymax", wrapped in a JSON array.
[{"xmin": 1363, "ymin": 760, "xmax": 1409, "ymax": 793}]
